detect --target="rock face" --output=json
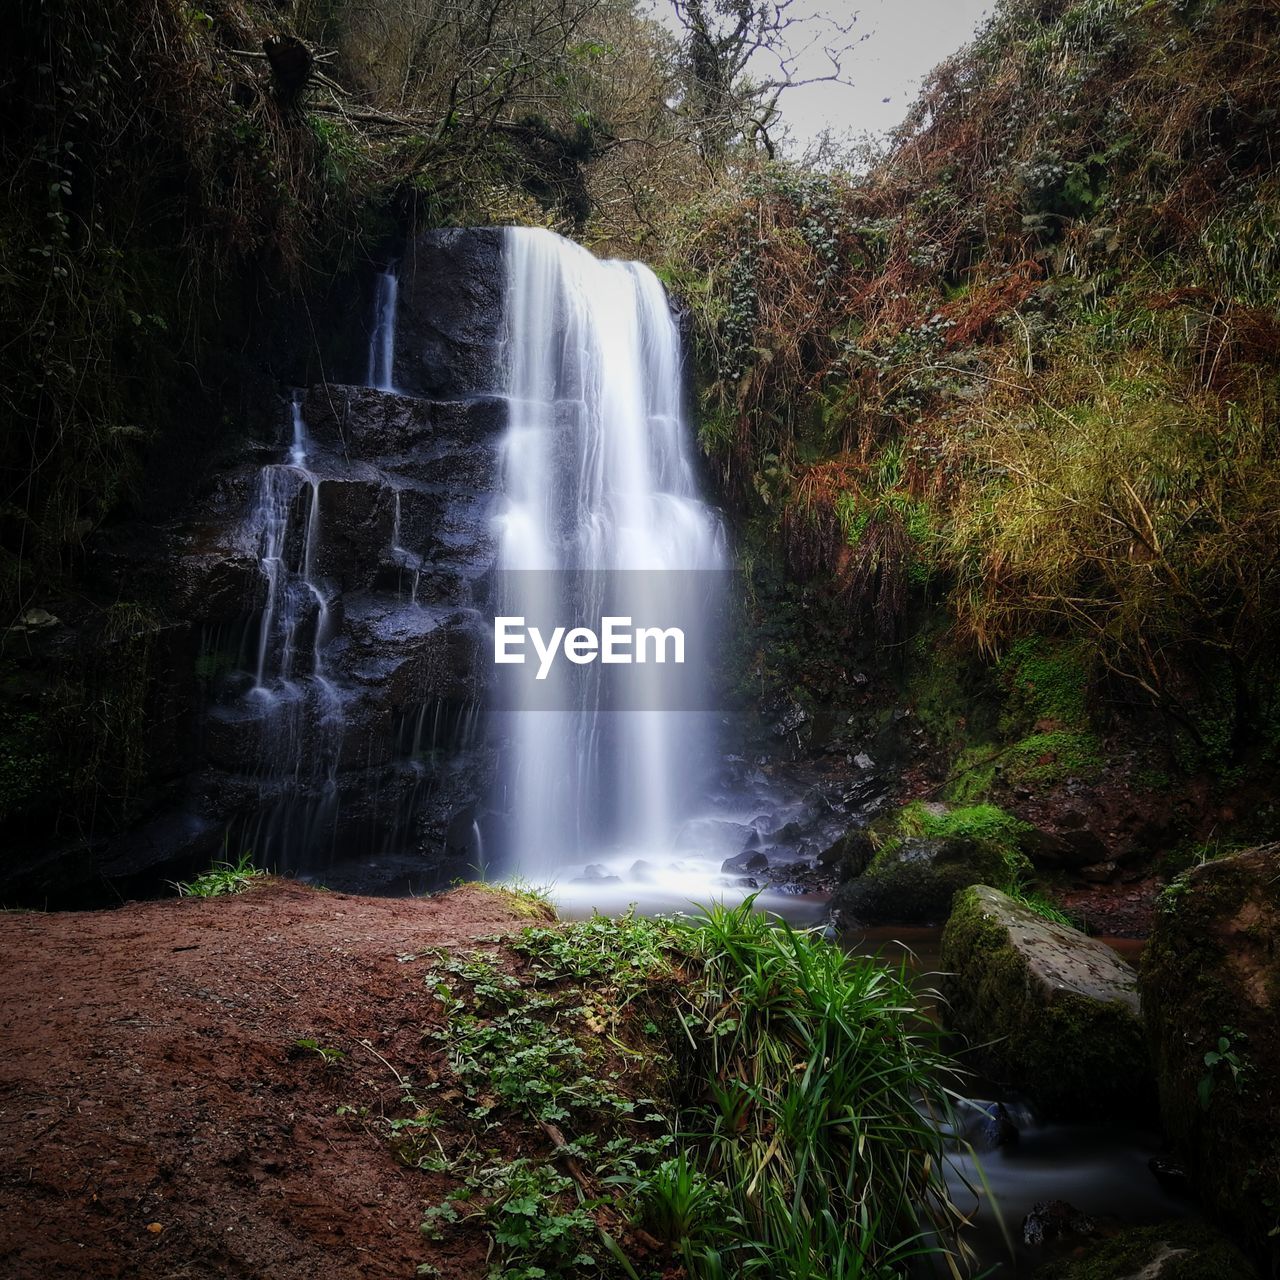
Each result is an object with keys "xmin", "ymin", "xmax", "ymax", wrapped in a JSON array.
[
  {"xmin": 0, "ymin": 230, "xmax": 511, "ymax": 904},
  {"xmin": 1140, "ymin": 844, "xmax": 1280, "ymax": 1273},
  {"xmin": 393, "ymin": 228, "xmax": 505, "ymax": 398},
  {"xmin": 940, "ymin": 885, "xmax": 1150, "ymax": 1118},
  {"xmin": 831, "ymin": 836, "xmax": 1010, "ymax": 925}
]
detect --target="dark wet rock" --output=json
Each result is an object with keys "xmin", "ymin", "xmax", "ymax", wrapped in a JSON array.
[
  {"xmin": 1022, "ymin": 1199, "xmax": 1096, "ymax": 1247},
  {"xmin": 771, "ymin": 882, "xmax": 807, "ymax": 896},
  {"xmin": 765, "ymin": 693, "xmax": 810, "ymax": 743},
  {"xmin": 817, "ymin": 828, "xmax": 874, "ymax": 877},
  {"xmin": 721, "ymin": 850, "xmax": 768, "ymax": 875},
  {"xmin": 941, "ymin": 885, "xmax": 1150, "ymax": 1119},
  {"xmin": 974, "ymin": 1101, "xmax": 1020, "ymax": 1150},
  {"xmin": 394, "ymin": 228, "xmax": 506, "ymax": 397},
  {"xmin": 1033, "ymin": 1220, "xmax": 1259, "ymax": 1280},
  {"xmin": 578, "ymin": 863, "xmax": 620, "ymax": 883},
  {"xmin": 1147, "ymin": 1155, "xmax": 1191, "ymax": 1195},
  {"xmin": 1023, "ymin": 822, "xmax": 1112, "ymax": 869},
  {"xmin": 830, "ymin": 837, "xmax": 1010, "ymax": 926},
  {"xmin": 1141, "ymin": 844, "xmax": 1280, "ymax": 1269},
  {"xmin": 303, "ymin": 384, "xmax": 507, "ymax": 460},
  {"xmin": 628, "ymin": 860, "xmax": 656, "ymax": 881}
]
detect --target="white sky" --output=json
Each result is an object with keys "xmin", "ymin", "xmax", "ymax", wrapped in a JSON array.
[{"xmin": 653, "ymin": 0, "xmax": 994, "ymax": 154}]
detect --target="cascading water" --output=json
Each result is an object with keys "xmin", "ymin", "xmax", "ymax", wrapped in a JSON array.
[
  {"xmin": 367, "ymin": 267, "xmax": 399, "ymax": 392},
  {"xmin": 238, "ymin": 393, "xmax": 345, "ymax": 863},
  {"xmin": 493, "ymin": 228, "xmax": 727, "ymax": 891}
]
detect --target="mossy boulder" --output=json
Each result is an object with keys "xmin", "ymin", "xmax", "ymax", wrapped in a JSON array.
[
  {"xmin": 1033, "ymin": 1220, "xmax": 1257, "ymax": 1280},
  {"xmin": 940, "ymin": 885, "xmax": 1150, "ymax": 1118},
  {"xmin": 832, "ymin": 803, "xmax": 1031, "ymax": 925},
  {"xmin": 1140, "ymin": 844, "xmax": 1280, "ymax": 1273},
  {"xmin": 831, "ymin": 836, "xmax": 1011, "ymax": 925}
]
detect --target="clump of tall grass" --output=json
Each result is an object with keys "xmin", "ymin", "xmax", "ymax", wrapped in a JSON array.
[
  {"xmin": 419, "ymin": 902, "xmax": 971, "ymax": 1279},
  {"xmin": 664, "ymin": 899, "xmax": 970, "ymax": 1278}
]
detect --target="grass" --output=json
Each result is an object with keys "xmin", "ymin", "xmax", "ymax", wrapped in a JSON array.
[
  {"xmin": 408, "ymin": 902, "xmax": 970, "ymax": 1279},
  {"xmin": 453, "ymin": 878, "xmax": 555, "ymax": 920},
  {"xmin": 170, "ymin": 851, "xmax": 266, "ymax": 899}
]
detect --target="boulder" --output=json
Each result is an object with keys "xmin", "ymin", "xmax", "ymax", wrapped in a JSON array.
[
  {"xmin": 940, "ymin": 884, "xmax": 1150, "ymax": 1118},
  {"xmin": 1032, "ymin": 1220, "xmax": 1258, "ymax": 1279},
  {"xmin": 1140, "ymin": 844, "xmax": 1280, "ymax": 1271},
  {"xmin": 831, "ymin": 836, "xmax": 1010, "ymax": 925}
]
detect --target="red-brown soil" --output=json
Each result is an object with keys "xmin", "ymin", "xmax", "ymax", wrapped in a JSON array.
[{"xmin": 0, "ymin": 881, "xmax": 546, "ymax": 1280}]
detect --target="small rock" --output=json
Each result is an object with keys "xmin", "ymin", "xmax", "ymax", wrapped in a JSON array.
[
  {"xmin": 853, "ymin": 752, "xmax": 875, "ymax": 771},
  {"xmin": 974, "ymin": 1101, "xmax": 1020, "ymax": 1151},
  {"xmin": 578, "ymin": 864, "xmax": 619, "ymax": 883},
  {"xmin": 1022, "ymin": 1199, "xmax": 1096, "ymax": 1247},
  {"xmin": 628, "ymin": 860, "xmax": 656, "ymax": 881},
  {"xmin": 18, "ymin": 608, "xmax": 59, "ymax": 630},
  {"xmin": 721, "ymin": 850, "xmax": 768, "ymax": 875},
  {"xmin": 1148, "ymin": 1155, "xmax": 1191, "ymax": 1195}
]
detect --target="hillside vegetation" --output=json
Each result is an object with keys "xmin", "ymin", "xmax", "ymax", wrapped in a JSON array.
[{"xmin": 674, "ymin": 0, "xmax": 1280, "ymax": 816}]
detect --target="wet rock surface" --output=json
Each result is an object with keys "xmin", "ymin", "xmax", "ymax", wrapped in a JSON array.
[
  {"xmin": 0, "ymin": 232, "xmax": 513, "ymax": 905},
  {"xmin": 1032, "ymin": 1220, "xmax": 1259, "ymax": 1280}
]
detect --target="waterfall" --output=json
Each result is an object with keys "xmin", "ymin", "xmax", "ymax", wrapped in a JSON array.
[
  {"xmin": 367, "ymin": 267, "xmax": 398, "ymax": 392},
  {"xmin": 238, "ymin": 394, "xmax": 345, "ymax": 864},
  {"xmin": 494, "ymin": 228, "xmax": 726, "ymax": 884}
]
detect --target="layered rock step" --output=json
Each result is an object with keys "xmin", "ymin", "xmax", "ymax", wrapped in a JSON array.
[{"xmin": 181, "ymin": 376, "xmax": 507, "ymax": 878}]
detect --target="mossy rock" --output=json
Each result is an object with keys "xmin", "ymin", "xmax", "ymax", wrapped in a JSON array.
[
  {"xmin": 831, "ymin": 836, "xmax": 1010, "ymax": 925},
  {"xmin": 1034, "ymin": 1220, "xmax": 1258, "ymax": 1279},
  {"xmin": 1140, "ymin": 844, "xmax": 1280, "ymax": 1273},
  {"xmin": 940, "ymin": 885, "xmax": 1151, "ymax": 1119}
]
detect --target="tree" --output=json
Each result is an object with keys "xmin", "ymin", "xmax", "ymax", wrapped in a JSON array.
[{"xmin": 667, "ymin": 0, "xmax": 861, "ymax": 160}]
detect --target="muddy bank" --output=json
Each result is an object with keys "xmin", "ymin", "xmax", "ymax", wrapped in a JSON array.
[{"xmin": 0, "ymin": 882, "xmax": 545, "ymax": 1280}]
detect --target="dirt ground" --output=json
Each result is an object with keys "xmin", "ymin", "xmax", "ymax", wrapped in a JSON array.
[{"xmin": 0, "ymin": 881, "xmax": 543, "ymax": 1280}]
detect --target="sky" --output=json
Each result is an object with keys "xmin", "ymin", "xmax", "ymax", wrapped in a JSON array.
[{"xmin": 653, "ymin": 0, "xmax": 994, "ymax": 155}]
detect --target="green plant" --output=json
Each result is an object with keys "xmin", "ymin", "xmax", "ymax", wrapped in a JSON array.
[
  {"xmin": 410, "ymin": 905, "xmax": 968, "ymax": 1279},
  {"xmin": 1198, "ymin": 1027, "xmax": 1249, "ymax": 1109},
  {"xmin": 170, "ymin": 850, "xmax": 266, "ymax": 898},
  {"xmin": 294, "ymin": 1038, "xmax": 345, "ymax": 1066}
]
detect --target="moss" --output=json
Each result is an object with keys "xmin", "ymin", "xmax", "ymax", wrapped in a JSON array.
[
  {"xmin": 834, "ymin": 833, "xmax": 1012, "ymax": 925},
  {"xmin": 941, "ymin": 886, "xmax": 1149, "ymax": 1119},
  {"xmin": 941, "ymin": 745, "xmax": 1000, "ymax": 804},
  {"xmin": 899, "ymin": 800, "xmax": 1029, "ymax": 851},
  {"xmin": 1033, "ymin": 1220, "xmax": 1258, "ymax": 1280},
  {"xmin": 1005, "ymin": 730, "xmax": 1104, "ymax": 787},
  {"xmin": 998, "ymin": 637, "xmax": 1091, "ymax": 731}
]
